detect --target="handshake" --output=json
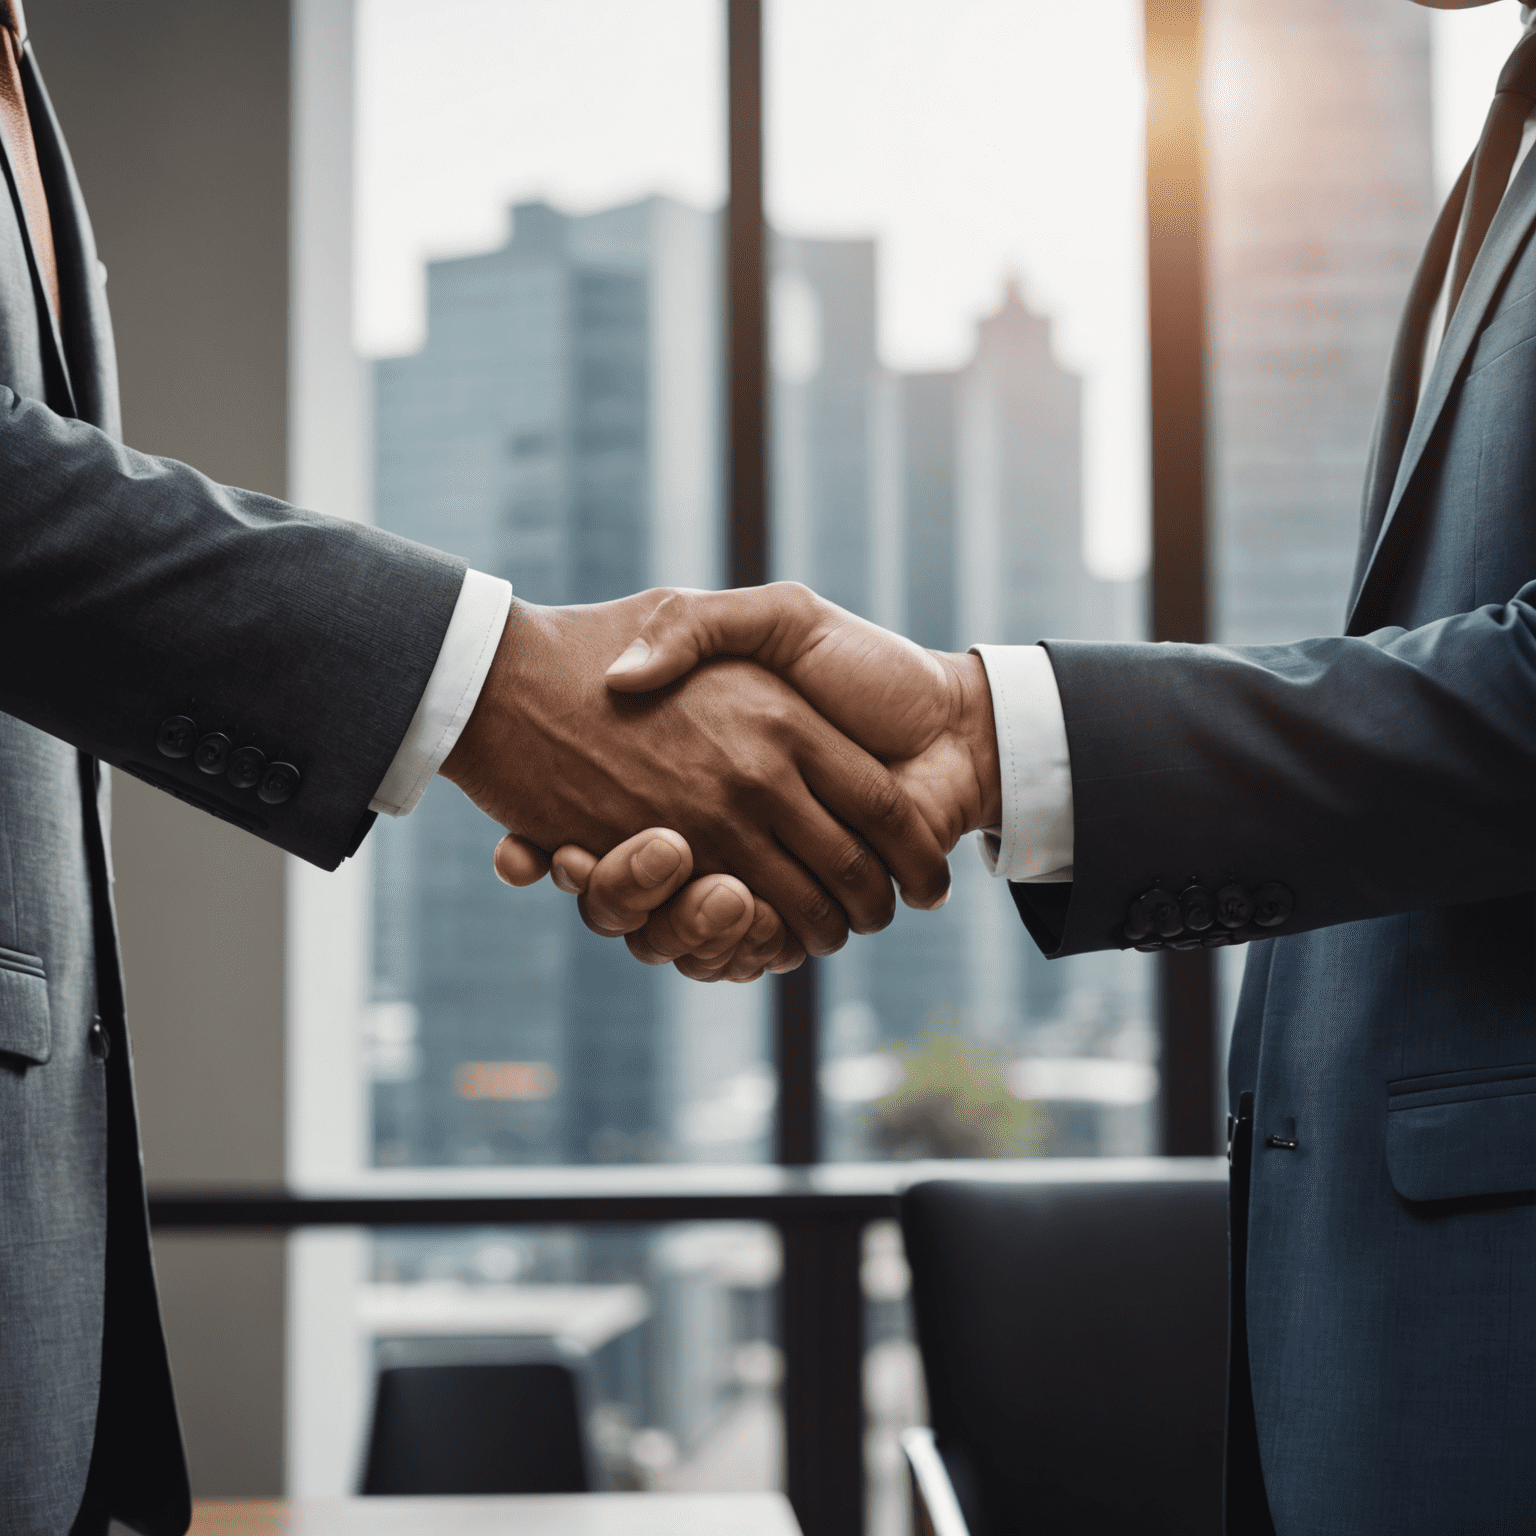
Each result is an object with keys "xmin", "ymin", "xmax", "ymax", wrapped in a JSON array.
[{"xmin": 439, "ymin": 582, "xmax": 1004, "ymax": 981}]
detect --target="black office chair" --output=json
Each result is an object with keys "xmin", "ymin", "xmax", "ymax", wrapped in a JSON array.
[
  {"xmin": 361, "ymin": 1337, "xmax": 599, "ymax": 1496},
  {"xmin": 899, "ymin": 1174, "xmax": 1228, "ymax": 1536}
]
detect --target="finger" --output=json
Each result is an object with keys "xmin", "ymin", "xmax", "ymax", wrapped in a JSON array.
[
  {"xmin": 494, "ymin": 833, "xmax": 552, "ymax": 887},
  {"xmin": 719, "ymin": 826, "xmax": 853, "ymax": 957},
  {"xmin": 791, "ymin": 714, "xmax": 953, "ymax": 914},
  {"xmin": 674, "ymin": 953, "xmax": 734, "ymax": 982},
  {"xmin": 625, "ymin": 890, "xmax": 803, "ymax": 982},
  {"xmin": 712, "ymin": 898, "xmax": 803, "ymax": 981},
  {"xmin": 550, "ymin": 845, "xmax": 598, "ymax": 894},
  {"xmin": 743, "ymin": 898, "xmax": 805, "ymax": 974},
  {"xmin": 752, "ymin": 711, "xmax": 909, "ymax": 936},
  {"xmin": 575, "ymin": 829, "xmax": 695, "ymax": 936},
  {"xmin": 623, "ymin": 874, "xmax": 755, "ymax": 963},
  {"xmin": 604, "ymin": 583, "xmax": 829, "ymax": 693},
  {"xmin": 667, "ymin": 875, "xmax": 758, "ymax": 959}
]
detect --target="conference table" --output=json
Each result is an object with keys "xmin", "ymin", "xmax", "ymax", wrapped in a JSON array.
[{"xmin": 189, "ymin": 1495, "xmax": 803, "ymax": 1535}]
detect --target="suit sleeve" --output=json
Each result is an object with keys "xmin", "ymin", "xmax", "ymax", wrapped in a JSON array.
[
  {"xmin": 1011, "ymin": 586, "xmax": 1536, "ymax": 956},
  {"xmin": 0, "ymin": 387, "xmax": 467, "ymax": 870}
]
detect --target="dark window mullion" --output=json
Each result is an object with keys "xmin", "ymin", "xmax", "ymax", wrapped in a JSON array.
[
  {"xmin": 1145, "ymin": 0, "xmax": 1219, "ymax": 1155},
  {"xmin": 727, "ymin": 6, "xmax": 860, "ymax": 1535}
]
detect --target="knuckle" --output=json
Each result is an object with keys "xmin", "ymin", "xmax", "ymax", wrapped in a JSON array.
[
  {"xmin": 859, "ymin": 768, "xmax": 907, "ymax": 830},
  {"xmin": 833, "ymin": 839, "xmax": 872, "ymax": 888}
]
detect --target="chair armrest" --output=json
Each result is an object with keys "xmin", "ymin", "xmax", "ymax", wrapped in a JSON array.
[{"xmin": 901, "ymin": 1427, "xmax": 971, "ymax": 1536}]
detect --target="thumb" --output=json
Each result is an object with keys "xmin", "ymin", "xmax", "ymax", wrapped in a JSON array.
[{"xmin": 604, "ymin": 583, "xmax": 826, "ymax": 693}]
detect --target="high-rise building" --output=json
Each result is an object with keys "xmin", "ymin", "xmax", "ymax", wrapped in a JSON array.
[
  {"xmin": 1205, "ymin": 0, "xmax": 1436, "ymax": 645},
  {"xmin": 770, "ymin": 239, "xmax": 1149, "ymax": 1156},
  {"xmin": 368, "ymin": 196, "xmax": 735, "ymax": 1168}
]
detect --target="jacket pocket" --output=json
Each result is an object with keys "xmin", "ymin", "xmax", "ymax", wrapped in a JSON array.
[
  {"xmin": 0, "ymin": 946, "xmax": 51, "ymax": 1065},
  {"xmin": 1386, "ymin": 1063, "xmax": 1536, "ymax": 1202},
  {"xmin": 1467, "ymin": 285, "xmax": 1536, "ymax": 376}
]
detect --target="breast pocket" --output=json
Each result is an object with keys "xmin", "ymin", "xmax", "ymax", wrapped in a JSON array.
[
  {"xmin": 1386, "ymin": 1064, "xmax": 1536, "ymax": 1203},
  {"xmin": 0, "ymin": 946, "xmax": 51, "ymax": 1065},
  {"xmin": 1467, "ymin": 284, "xmax": 1536, "ymax": 377}
]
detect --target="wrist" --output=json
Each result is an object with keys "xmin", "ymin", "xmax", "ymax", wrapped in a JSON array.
[
  {"xmin": 440, "ymin": 601, "xmax": 536, "ymax": 802},
  {"xmin": 941, "ymin": 650, "xmax": 1002, "ymax": 833}
]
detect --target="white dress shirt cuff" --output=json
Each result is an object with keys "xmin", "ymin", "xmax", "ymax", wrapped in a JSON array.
[
  {"xmin": 370, "ymin": 568, "xmax": 512, "ymax": 818},
  {"xmin": 969, "ymin": 643, "xmax": 1074, "ymax": 883}
]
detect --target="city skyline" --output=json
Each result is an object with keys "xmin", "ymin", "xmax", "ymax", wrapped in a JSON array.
[{"xmin": 365, "ymin": 188, "xmax": 1154, "ymax": 1173}]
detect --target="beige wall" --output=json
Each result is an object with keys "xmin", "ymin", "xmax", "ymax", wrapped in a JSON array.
[{"xmin": 30, "ymin": 0, "xmax": 295, "ymax": 1499}]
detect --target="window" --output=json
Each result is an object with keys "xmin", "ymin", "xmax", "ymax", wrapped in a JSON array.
[{"xmin": 766, "ymin": 0, "xmax": 1156, "ymax": 1164}]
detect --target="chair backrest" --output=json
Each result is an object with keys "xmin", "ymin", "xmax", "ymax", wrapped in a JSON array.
[
  {"xmin": 361, "ymin": 1338, "xmax": 595, "ymax": 1496},
  {"xmin": 900, "ymin": 1175, "xmax": 1228, "ymax": 1536}
]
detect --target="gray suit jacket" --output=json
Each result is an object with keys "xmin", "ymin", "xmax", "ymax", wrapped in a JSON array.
[
  {"xmin": 0, "ymin": 44, "xmax": 464, "ymax": 1535},
  {"xmin": 1011, "ymin": 131, "xmax": 1536, "ymax": 1534}
]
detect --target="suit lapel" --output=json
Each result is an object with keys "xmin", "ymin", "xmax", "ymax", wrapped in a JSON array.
[
  {"xmin": 18, "ymin": 41, "xmax": 125, "ymax": 433},
  {"xmin": 1347, "ymin": 156, "xmax": 1469, "ymax": 620},
  {"xmin": 1347, "ymin": 145, "xmax": 1536, "ymax": 634},
  {"xmin": 0, "ymin": 50, "xmax": 74, "ymax": 417}
]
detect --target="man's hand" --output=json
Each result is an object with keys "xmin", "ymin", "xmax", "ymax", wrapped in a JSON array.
[
  {"xmin": 494, "ymin": 827, "xmax": 803, "ymax": 982},
  {"xmin": 494, "ymin": 584, "xmax": 1003, "ymax": 981},
  {"xmin": 605, "ymin": 583, "xmax": 1002, "ymax": 847},
  {"xmin": 440, "ymin": 591, "xmax": 952, "ymax": 956}
]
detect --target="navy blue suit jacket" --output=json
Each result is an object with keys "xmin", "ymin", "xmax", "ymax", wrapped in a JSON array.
[{"xmin": 1012, "ymin": 125, "xmax": 1536, "ymax": 1536}]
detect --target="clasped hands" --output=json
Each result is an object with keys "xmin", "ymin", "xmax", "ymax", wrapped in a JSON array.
[{"xmin": 439, "ymin": 583, "xmax": 1003, "ymax": 981}]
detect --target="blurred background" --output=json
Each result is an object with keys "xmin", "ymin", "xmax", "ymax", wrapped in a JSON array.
[{"xmin": 26, "ymin": 1, "xmax": 1525, "ymax": 1533}]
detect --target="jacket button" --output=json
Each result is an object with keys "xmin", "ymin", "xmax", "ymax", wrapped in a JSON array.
[
  {"xmin": 1133, "ymin": 941, "xmax": 1164, "ymax": 953},
  {"xmin": 258, "ymin": 761, "xmax": 301, "ymax": 805},
  {"xmin": 1252, "ymin": 882, "xmax": 1295, "ymax": 928},
  {"xmin": 1179, "ymin": 884, "xmax": 1215, "ymax": 932},
  {"xmin": 155, "ymin": 716, "xmax": 198, "ymax": 759},
  {"xmin": 194, "ymin": 732, "xmax": 233, "ymax": 775},
  {"xmin": 1125, "ymin": 887, "xmax": 1181, "ymax": 942},
  {"xmin": 1202, "ymin": 930, "xmax": 1234, "ymax": 948},
  {"xmin": 226, "ymin": 745, "xmax": 266, "ymax": 790},
  {"xmin": 1147, "ymin": 888, "xmax": 1182, "ymax": 938},
  {"xmin": 1215, "ymin": 884, "xmax": 1254, "ymax": 929},
  {"xmin": 88, "ymin": 1018, "xmax": 110, "ymax": 1061}
]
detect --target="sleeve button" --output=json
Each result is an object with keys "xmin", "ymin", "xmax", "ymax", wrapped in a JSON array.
[
  {"xmin": 1123, "ymin": 894, "xmax": 1155, "ymax": 942},
  {"xmin": 1146, "ymin": 887, "xmax": 1182, "ymax": 938},
  {"xmin": 194, "ymin": 732, "xmax": 232, "ymax": 775},
  {"xmin": 1252, "ymin": 882, "xmax": 1295, "ymax": 928},
  {"xmin": 226, "ymin": 746, "xmax": 266, "ymax": 790},
  {"xmin": 1179, "ymin": 884, "xmax": 1216, "ymax": 932},
  {"xmin": 155, "ymin": 716, "xmax": 198, "ymax": 759},
  {"xmin": 1216, "ymin": 884, "xmax": 1254, "ymax": 929},
  {"xmin": 1125, "ymin": 887, "xmax": 1182, "ymax": 942},
  {"xmin": 257, "ymin": 761, "xmax": 301, "ymax": 805}
]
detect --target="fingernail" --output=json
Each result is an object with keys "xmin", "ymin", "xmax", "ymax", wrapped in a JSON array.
[
  {"xmin": 552, "ymin": 865, "xmax": 581, "ymax": 894},
  {"xmin": 633, "ymin": 836, "xmax": 682, "ymax": 887},
  {"xmin": 700, "ymin": 884, "xmax": 749, "ymax": 928},
  {"xmin": 606, "ymin": 640, "xmax": 651, "ymax": 676}
]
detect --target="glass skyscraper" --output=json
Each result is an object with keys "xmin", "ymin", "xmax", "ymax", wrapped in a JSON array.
[{"xmin": 367, "ymin": 196, "xmax": 771, "ymax": 1169}]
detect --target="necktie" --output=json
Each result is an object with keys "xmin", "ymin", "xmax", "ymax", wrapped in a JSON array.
[
  {"xmin": 0, "ymin": 0, "xmax": 58, "ymax": 325},
  {"xmin": 1448, "ymin": 28, "xmax": 1536, "ymax": 319}
]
